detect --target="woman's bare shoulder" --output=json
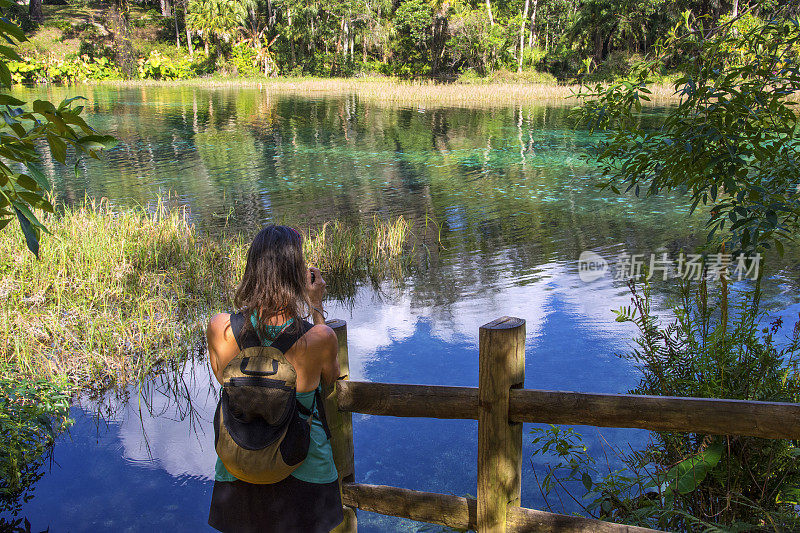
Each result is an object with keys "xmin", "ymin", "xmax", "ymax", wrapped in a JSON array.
[
  {"xmin": 207, "ymin": 313, "xmax": 234, "ymax": 342},
  {"xmin": 305, "ymin": 324, "xmax": 337, "ymax": 348},
  {"xmin": 290, "ymin": 323, "xmax": 337, "ymax": 361}
]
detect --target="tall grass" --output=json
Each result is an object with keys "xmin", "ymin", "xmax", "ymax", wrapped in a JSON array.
[
  {"xmin": 303, "ymin": 216, "xmax": 412, "ymax": 274},
  {"xmin": 0, "ymin": 198, "xmax": 238, "ymax": 389},
  {"xmin": 301, "ymin": 216, "xmax": 417, "ymax": 298},
  {"xmin": 99, "ymin": 77, "xmax": 680, "ymax": 106},
  {"xmin": 0, "ymin": 199, "xmax": 420, "ymax": 392}
]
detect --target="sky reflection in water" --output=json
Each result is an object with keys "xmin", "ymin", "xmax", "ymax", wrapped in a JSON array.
[{"xmin": 7, "ymin": 86, "xmax": 800, "ymax": 531}]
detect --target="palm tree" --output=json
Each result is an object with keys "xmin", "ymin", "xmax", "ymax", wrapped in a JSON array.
[{"xmin": 186, "ymin": 0, "xmax": 254, "ymax": 55}]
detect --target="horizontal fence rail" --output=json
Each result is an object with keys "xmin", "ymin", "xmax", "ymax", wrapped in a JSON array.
[
  {"xmin": 325, "ymin": 317, "xmax": 800, "ymax": 532},
  {"xmin": 336, "ymin": 381, "xmax": 800, "ymax": 440},
  {"xmin": 340, "ymin": 482, "xmax": 661, "ymax": 533}
]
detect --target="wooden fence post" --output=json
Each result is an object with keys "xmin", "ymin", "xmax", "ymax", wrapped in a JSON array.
[
  {"xmin": 477, "ymin": 317, "xmax": 526, "ymax": 533},
  {"xmin": 325, "ymin": 318, "xmax": 357, "ymax": 533}
]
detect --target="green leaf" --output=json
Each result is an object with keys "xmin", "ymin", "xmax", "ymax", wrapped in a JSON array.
[
  {"xmin": 0, "ymin": 93, "xmax": 24, "ymax": 106},
  {"xmin": 581, "ymin": 472, "xmax": 593, "ymax": 491},
  {"xmin": 0, "ymin": 59, "xmax": 13, "ymax": 88},
  {"xmin": 662, "ymin": 440, "xmax": 723, "ymax": 495},
  {"xmin": 16, "ymin": 191, "xmax": 53, "ymax": 213},
  {"xmin": 0, "ymin": 20, "xmax": 27, "ymax": 43},
  {"xmin": 57, "ymin": 95, "xmax": 87, "ymax": 111},
  {"xmin": 12, "ymin": 200, "xmax": 46, "ymax": 231},
  {"xmin": 13, "ymin": 173, "xmax": 39, "ymax": 191},
  {"xmin": 13, "ymin": 206, "xmax": 39, "ymax": 258},
  {"xmin": 32, "ymin": 100, "xmax": 57, "ymax": 115},
  {"xmin": 77, "ymin": 135, "xmax": 117, "ymax": 151},
  {"xmin": 46, "ymin": 133, "xmax": 67, "ymax": 165},
  {"xmin": 24, "ymin": 164, "xmax": 49, "ymax": 190},
  {"xmin": 0, "ymin": 43, "xmax": 21, "ymax": 62}
]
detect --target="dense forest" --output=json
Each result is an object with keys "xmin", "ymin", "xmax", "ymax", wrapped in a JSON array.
[{"xmin": 9, "ymin": 0, "xmax": 800, "ymax": 82}]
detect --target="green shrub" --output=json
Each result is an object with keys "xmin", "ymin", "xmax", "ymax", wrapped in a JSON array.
[
  {"xmin": 8, "ymin": 55, "xmax": 122, "ymax": 84},
  {"xmin": 0, "ymin": 369, "xmax": 73, "ymax": 518},
  {"xmin": 230, "ymin": 41, "xmax": 260, "ymax": 77},
  {"xmin": 521, "ymin": 46, "xmax": 546, "ymax": 69},
  {"xmin": 7, "ymin": 58, "xmax": 48, "ymax": 84},
  {"xmin": 540, "ymin": 44, "xmax": 582, "ymax": 81},
  {"xmin": 138, "ymin": 50, "xmax": 194, "ymax": 80},
  {"xmin": 456, "ymin": 68, "xmax": 556, "ymax": 84},
  {"xmin": 585, "ymin": 51, "xmax": 644, "ymax": 82},
  {"xmin": 532, "ymin": 276, "xmax": 800, "ymax": 531},
  {"xmin": 190, "ymin": 49, "xmax": 216, "ymax": 75}
]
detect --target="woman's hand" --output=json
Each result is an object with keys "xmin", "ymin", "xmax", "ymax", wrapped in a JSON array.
[{"xmin": 307, "ymin": 267, "xmax": 327, "ymax": 324}]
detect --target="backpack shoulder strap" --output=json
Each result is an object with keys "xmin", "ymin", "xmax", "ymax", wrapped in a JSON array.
[
  {"xmin": 269, "ymin": 319, "xmax": 314, "ymax": 353},
  {"xmin": 294, "ymin": 387, "xmax": 332, "ymax": 440},
  {"xmin": 314, "ymin": 387, "xmax": 332, "ymax": 440},
  {"xmin": 230, "ymin": 311, "xmax": 261, "ymax": 351}
]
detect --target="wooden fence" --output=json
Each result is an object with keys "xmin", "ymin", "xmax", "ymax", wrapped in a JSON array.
[{"xmin": 320, "ymin": 316, "xmax": 800, "ymax": 533}]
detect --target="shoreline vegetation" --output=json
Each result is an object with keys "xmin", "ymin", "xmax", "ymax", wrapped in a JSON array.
[
  {"xmin": 0, "ymin": 196, "xmax": 422, "ymax": 519},
  {"xmin": 93, "ymin": 76, "xmax": 681, "ymax": 105},
  {"xmin": 0, "ymin": 198, "xmax": 421, "ymax": 393}
]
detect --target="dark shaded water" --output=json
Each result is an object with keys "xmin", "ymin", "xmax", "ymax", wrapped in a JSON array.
[{"xmin": 7, "ymin": 86, "xmax": 800, "ymax": 531}]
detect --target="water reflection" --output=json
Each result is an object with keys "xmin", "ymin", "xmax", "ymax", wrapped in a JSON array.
[
  {"xmin": 6, "ymin": 86, "xmax": 800, "ymax": 530},
  {"xmin": 15, "ymin": 86, "xmax": 700, "ymax": 244},
  {"xmin": 14, "ymin": 260, "xmax": 690, "ymax": 531}
]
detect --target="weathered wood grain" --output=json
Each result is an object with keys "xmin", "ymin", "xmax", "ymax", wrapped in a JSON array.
[
  {"xmin": 336, "ymin": 381, "xmax": 478, "ymax": 419},
  {"xmin": 335, "ymin": 382, "xmax": 800, "ymax": 440},
  {"xmin": 478, "ymin": 316, "xmax": 525, "ymax": 533},
  {"xmin": 341, "ymin": 483, "xmax": 662, "ymax": 533},
  {"xmin": 508, "ymin": 389, "xmax": 800, "ymax": 439},
  {"xmin": 324, "ymin": 319, "xmax": 357, "ymax": 533},
  {"xmin": 342, "ymin": 482, "xmax": 477, "ymax": 530}
]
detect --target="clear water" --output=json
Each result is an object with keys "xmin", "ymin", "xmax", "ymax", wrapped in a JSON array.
[{"xmin": 7, "ymin": 86, "xmax": 800, "ymax": 531}]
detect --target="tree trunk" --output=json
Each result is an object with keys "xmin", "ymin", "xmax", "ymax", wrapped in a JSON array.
[
  {"xmin": 160, "ymin": 0, "xmax": 171, "ymax": 17},
  {"xmin": 29, "ymin": 0, "xmax": 43, "ymax": 24},
  {"xmin": 110, "ymin": 0, "xmax": 137, "ymax": 78},
  {"xmin": 732, "ymin": 0, "xmax": 739, "ymax": 17},
  {"xmin": 174, "ymin": 4, "xmax": 181, "ymax": 48},
  {"xmin": 528, "ymin": 0, "xmax": 537, "ymax": 48},
  {"xmin": 289, "ymin": 8, "xmax": 296, "ymax": 67},
  {"xmin": 485, "ymin": 0, "xmax": 494, "ymax": 26},
  {"xmin": 544, "ymin": 20, "xmax": 548, "ymax": 52},
  {"xmin": 593, "ymin": 27, "xmax": 603, "ymax": 62},
  {"xmin": 518, "ymin": 0, "xmax": 529, "ymax": 72},
  {"xmin": 342, "ymin": 19, "xmax": 348, "ymax": 58},
  {"xmin": 184, "ymin": 0, "xmax": 193, "ymax": 57}
]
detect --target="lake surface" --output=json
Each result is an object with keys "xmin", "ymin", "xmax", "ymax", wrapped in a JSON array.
[{"xmin": 7, "ymin": 86, "xmax": 800, "ymax": 531}]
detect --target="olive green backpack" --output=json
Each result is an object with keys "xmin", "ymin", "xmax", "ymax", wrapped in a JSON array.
[{"xmin": 213, "ymin": 312, "xmax": 331, "ymax": 484}]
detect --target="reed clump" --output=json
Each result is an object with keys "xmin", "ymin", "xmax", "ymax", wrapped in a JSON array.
[
  {"xmin": 1, "ymin": 199, "xmax": 421, "ymax": 391},
  {"xmin": 302, "ymin": 216, "xmax": 412, "ymax": 277},
  {"xmin": 0, "ymin": 198, "xmax": 240, "ymax": 390}
]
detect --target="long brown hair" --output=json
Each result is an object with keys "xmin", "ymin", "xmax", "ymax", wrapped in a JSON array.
[{"xmin": 234, "ymin": 225, "xmax": 309, "ymax": 339}]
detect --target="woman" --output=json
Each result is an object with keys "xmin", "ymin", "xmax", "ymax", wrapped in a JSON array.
[{"xmin": 206, "ymin": 225, "xmax": 344, "ymax": 533}]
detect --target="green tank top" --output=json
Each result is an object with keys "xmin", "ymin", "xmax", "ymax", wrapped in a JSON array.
[{"xmin": 214, "ymin": 317, "xmax": 338, "ymax": 484}]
